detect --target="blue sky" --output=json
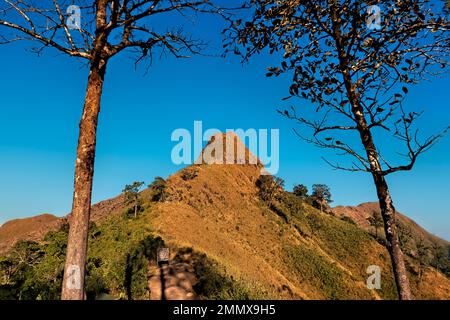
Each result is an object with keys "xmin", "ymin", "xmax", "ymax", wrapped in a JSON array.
[{"xmin": 0, "ymin": 3, "xmax": 449, "ymax": 240}]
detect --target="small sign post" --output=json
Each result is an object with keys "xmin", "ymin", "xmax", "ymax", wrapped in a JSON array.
[{"xmin": 157, "ymin": 247, "xmax": 170, "ymax": 266}]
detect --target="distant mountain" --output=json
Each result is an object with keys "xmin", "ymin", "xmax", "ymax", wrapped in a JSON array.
[
  {"xmin": 0, "ymin": 195, "xmax": 125, "ymax": 255},
  {"xmin": 0, "ymin": 214, "xmax": 62, "ymax": 254},
  {"xmin": 1, "ymin": 133, "xmax": 449, "ymax": 300},
  {"xmin": 333, "ymin": 202, "xmax": 449, "ymax": 254}
]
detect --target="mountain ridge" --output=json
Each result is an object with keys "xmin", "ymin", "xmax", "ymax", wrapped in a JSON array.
[
  {"xmin": 2, "ymin": 200, "xmax": 447, "ymax": 256},
  {"xmin": 333, "ymin": 202, "xmax": 450, "ymax": 246},
  {"xmin": 1, "ymin": 133, "xmax": 449, "ymax": 299}
]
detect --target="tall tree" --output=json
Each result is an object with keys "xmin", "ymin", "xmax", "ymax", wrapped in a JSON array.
[
  {"xmin": 123, "ymin": 181, "xmax": 145, "ymax": 218},
  {"xmin": 0, "ymin": 0, "xmax": 230, "ymax": 300},
  {"xmin": 228, "ymin": 0, "xmax": 450, "ymax": 299},
  {"xmin": 293, "ymin": 183, "xmax": 308, "ymax": 199},
  {"xmin": 149, "ymin": 176, "xmax": 167, "ymax": 202},
  {"xmin": 367, "ymin": 210, "xmax": 384, "ymax": 238},
  {"xmin": 311, "ymin": 184, "xmax": 332, "ymax": 212},
  {"xmin": 416, "ymin": 238, "xmax": 430, "ymax": 279}
]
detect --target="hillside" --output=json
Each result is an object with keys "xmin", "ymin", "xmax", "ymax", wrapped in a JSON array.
[
  {"xmin": 333, "ymin": 202, "xmax": 449, "ymax": 245},
  {"xmin": 0, "ymin": 214, "xmax": 62, "ymax": 254},
  {"xmin": 0, "ymin": 133, "xmax": 449, "ymax": 300},
  {"xmin": 333, "ymin": 203, "xmax": 450, "ymax": 257},
  {"xmin": 0, "ymin": 196, "xmax": 126, "ymax": 255}
]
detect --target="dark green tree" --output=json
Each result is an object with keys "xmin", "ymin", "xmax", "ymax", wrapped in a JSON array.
[
  {"xmin": 256, "ymin": 175, "xmax": 285, "ymax": 203},
  {"xmin": 397, "ymin": 223, "xmax": 413, "ymax": 255},
  {"xmin": 430, "ymin": 243, "xmax": 450, "ymax": 276},
  {"xmin": 367, "ymin": 210, "xmax": 384, "ymax": 238},
  {"xmin": 149, "ymin": 177, "xmax": 167, "ymax": 202},
  {"xmin": 9, "ymin": 241, "xmax": 44, "ymax": 266},
  {"xmin": 416, "ymin": 239, "xmax": 431, "ymax": 279},
  {"xmin": 0, "ymin": 256, "xmax": 15, "ymax": 289},
  {"xmin": 0, "ymin": 241, "xmax": 46, "ymax": 300},
  {"xmin": 123, "ymin": 181, "xmax": 145, "ymax": 218},
  {"xmin": 293, "ymin": 184, "xmax": 308, "ymax": 200},
  {"xmin": 311, "ymin": 184, "xmax": 333, "ymax": 212}
]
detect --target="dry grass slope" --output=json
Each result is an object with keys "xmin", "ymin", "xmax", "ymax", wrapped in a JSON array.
[
  {"xmin": 1, "ymin": 133, "xmax": 449, "ymax": 299},
  {"xmin": 147, "ymin": 160, "xmax": 450, "ymax": 299}
]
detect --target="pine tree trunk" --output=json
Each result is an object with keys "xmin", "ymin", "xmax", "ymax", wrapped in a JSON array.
[
  {"xmin": 372, "ymin": 173, "xmax": 412, "ymax": 300},
  {"xmin": 61, "ymin": 59, "xmax": 107, "ymax": 300}
]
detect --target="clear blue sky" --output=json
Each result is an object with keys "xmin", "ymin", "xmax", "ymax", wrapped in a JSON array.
[{"xmin": 0, "ymin": 4, "xmax": 449, "ymax": 240}]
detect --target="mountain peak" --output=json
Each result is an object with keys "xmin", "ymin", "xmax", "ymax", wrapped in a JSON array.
[{"xmin": 195, "ymin": 132, "xmax": 262, "ymax": 167}]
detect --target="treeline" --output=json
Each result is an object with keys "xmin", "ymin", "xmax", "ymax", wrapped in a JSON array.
[
  {"xmin": 0, "ymin": 221, "xmax": 164, "ymax": 300},
  {"xmin": 256, "ymin": 175, "xmax": 333, "ymax": 213}
]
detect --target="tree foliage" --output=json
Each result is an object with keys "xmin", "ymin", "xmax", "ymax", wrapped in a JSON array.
[
  {"xmin": 0, "ymin": 217, "xmax": 167, "ymax": 300},
  {"xmin": 367, "ymin": 210, "xmax": 384, "ymax": 238},
  {"xmin": 149, "ymin": 177, "xmax": 167, "ymax": 202},
  {"xmin": 430, "ymin": 243, "xmax": 450, "ymax": 277},
  {"xmin": 256, "ymin": 175, "xmax": 285, "ymax": 203},
  {"xmin": 416, "ymin": 238, "xmax": 431, "ymax": 279},
  {"xmin": 311, "ymin": 184, "xmax": 332, "ymax": 203},
  {"xmin": 123, "ymin": 181, "xmax": 145, "ymax": 218},
  {"xmin": 0, "ymin": 238, "xmax": 64, "ymax": 300},
  {"xmin": 293, "ymin": 184, "xmax": 308, "ymax": 199},
  {"xmin": 310, "ymin": 184, "xmax": 332, "ymax": 212},
  {"xmin": 227, "ymin": 0, "xmax": 449, "ymax": 176}
]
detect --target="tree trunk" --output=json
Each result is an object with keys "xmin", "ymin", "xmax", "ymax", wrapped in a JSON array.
[
  {"xmin": 331, "ymin": 5, "xmax": 412, "ymax": 299},
  {"xmin": 372, "ymin": 173, "xmax": 412, "ymax": 300},
  {"xmin": 61, "ymin": 59, "xmax": 107, "ymax": 300},
  {"xmin": 134, "ymin": 204, "xmax": 138, "ymax": 218},
  {"xmin": 352, "ymin": 105, "xmax": 412, "ymax": 300},
  {"xmin": 352, "ymin": 113, "xmax": 412, "ymax": 299},
  {"xmin": 335, "ymin": 45, "xmax": 412, "ymax": 300}
]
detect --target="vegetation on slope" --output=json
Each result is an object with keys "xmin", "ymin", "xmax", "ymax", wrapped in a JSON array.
[
  {"xmin": 1, "ymin": 164, "xmax": 449, "ymax": 300},
  {"xmin": 273, "ymin": 192, "xmax": 397, "ymax": 300},
  {"xmin": 0, "ymin": 201, "xmax": 254, "ymax": 300},
  {"xmin": 333, "ymin": 203, "xmax": 450, "ymax": 279}
]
